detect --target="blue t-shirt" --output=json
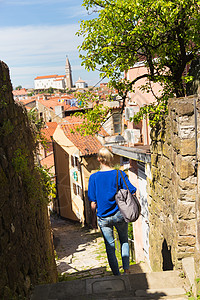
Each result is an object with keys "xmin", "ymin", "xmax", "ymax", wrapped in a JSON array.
[{"xmin": 88, "ymin": 169, "xmax": 136, "ymax": 218}]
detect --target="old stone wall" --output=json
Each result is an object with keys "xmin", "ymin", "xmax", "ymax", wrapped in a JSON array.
[
  {"xmin": 0, "ymin": 61, "xmax": 57, "ymax": 299},
  {"xmin": 195, "ymin": 96, "xmax": 200, "ymax": 289},
  {"xmin": 148, "ymin": 96, "xmax": 198, "ymax": 271}
]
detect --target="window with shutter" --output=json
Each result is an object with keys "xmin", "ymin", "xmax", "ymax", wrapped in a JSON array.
[
  {"xmin": 73, "ymin": 183, "xmax": 77, "ymax": 195},
  {"xmin": 78, "ymin": 186, "xmax": 82, "ymax": 197},
  {"xmin": 75, "ymin": 157, "xmax": 79, "ymax": 167},
  {"xmin": 71, "ymin": 155, "xmax": 74, "ymax": 167}
]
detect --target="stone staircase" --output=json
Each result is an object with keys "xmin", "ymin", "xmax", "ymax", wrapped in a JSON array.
[{"xmin": 31, "ymin": 269, "xmax": 189, "ymax": 300}]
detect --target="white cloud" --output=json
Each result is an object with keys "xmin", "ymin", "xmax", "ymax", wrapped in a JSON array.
[
  {"xmin": 0, "ymin": 24, "xmax": 81, "ymax": 59},
  {"xmin": 0, "ymin": 23, "xmax": 101, "ymax": 88}
]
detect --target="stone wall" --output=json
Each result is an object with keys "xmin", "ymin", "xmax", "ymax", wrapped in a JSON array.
[
  {"xmin": 148, "ymin": 96, "xmax": 198, "ymax": 271},
  {"xmin": 195, "ymin": 96, "xmax": 200, "ymax": 289},
  {"xmin": 0, "ymin": 61, "xmax": 57, "ymax": 299}
]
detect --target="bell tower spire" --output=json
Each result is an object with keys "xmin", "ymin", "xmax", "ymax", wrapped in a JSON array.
[{"xmin": 65, "ymin": 56, "xmax": 73, "ymax": 90}]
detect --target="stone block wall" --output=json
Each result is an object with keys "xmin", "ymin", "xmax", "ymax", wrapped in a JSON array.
[
  {"xmin": 0, "ymin": 61, "xmax": 57, "ymax": 299},
  {"xmin": 195, "ymin": 97, "xmax": 200, "ymax": 289},
  {"xmin": 148, "ymin": 96, "xmax": 198, "ymax": 271}
]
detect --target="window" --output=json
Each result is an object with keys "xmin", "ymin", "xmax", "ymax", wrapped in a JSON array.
[
  {"xmin": 113, "ymin": 113, "xmax": 122, "ymax": 134},
  {"xmin": 73, "ymin": 183, "xmax": 82, "ymax": 198},
  {"xmin": 71, "ymin": 155, "xmax": 81, "ymax": 170}
]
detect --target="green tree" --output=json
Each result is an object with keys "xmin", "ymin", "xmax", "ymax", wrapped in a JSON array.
[
  {"xmin": 15, "ymin": 85, "xmax": 22, "ymax": 90},
  {"xmin": 72, "ymin": 90, "xmax": 111, "ymax": 135},
  {"xmin": 47, "ymin": 87, "xmax": 54, "ymax": 94},
  {"xmin": 77, "ymin": 0, "xmax": 200, "ymax": 128}
]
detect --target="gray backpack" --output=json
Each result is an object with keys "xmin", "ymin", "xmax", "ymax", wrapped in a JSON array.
[{"xmin": 115, "ymin": 170, "xmax": 141, "ymax": 222}]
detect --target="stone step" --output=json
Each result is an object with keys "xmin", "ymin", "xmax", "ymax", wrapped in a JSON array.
[{"xmin": 31, "ymin": 270, "xmax": 188, "ymax": 300}]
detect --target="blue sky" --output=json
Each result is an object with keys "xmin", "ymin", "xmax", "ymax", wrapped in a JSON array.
[{"xmin": 0, "ymin": 0, "xmax": 102, "ymax": 89}]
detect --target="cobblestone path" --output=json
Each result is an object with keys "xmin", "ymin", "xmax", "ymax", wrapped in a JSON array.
[
  {"xmin": 50, "ymin": 215, "xmax": 112, "ymax": 280},
  {"xmin": 50, "ymin": 215, "xmax": 151, "ymax": 281}
]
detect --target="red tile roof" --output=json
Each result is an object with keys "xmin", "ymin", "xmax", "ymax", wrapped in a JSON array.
[
  {"xmin": 60, "ymin": 118, "xmax": 103, "ymax": 156},
  {"xmin": 40, "ymin": 153, "xmax": 55, "ymax": 173},
  {"xmin": 34, "ymin": 75, "xmax": 58, "ymax": 80},
  {"xmin": 42, "ymin": 122, "xmax": 58, "ymax": 141},
  {"xmin": 34, "ymin": 74, "xmax": 65, "ymax": 80},
  {"xmin": 13, "ymin": 88, "xmax": 28, "ymax": 96},
  {"xmin": 19, "ymin": 98, "xmax": 36, "ymax": 105},
  {"xmin": 98, "ymin": 127, "xmax": 109, "ymax": 137}
]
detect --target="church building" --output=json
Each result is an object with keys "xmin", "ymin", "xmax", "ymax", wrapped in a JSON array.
[{"xmin": 34, "ymin": 56, "xmax": 73, "ymax": 91}]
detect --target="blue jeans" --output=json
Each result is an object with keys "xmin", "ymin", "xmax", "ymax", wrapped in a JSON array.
[{"xmin": 97, "ymin": 210, "xmax": 129, "ymax": 275}]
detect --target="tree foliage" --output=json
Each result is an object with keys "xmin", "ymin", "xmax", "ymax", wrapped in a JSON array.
[
  {"xmin": 15, "ymin": 85, "xmax": 22, "ymax": 90},
  {"xmin": 73, "ymin": 90, "xmax": 111, "ymax": 135},
  {"xmin": 77, "ymin": 0, "xmax": 200, "ymax": 128}
]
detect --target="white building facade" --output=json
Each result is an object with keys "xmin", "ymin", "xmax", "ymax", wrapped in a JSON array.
[
  {"xmin": 34, "ymin": 75, "xmax": 66, "ymax": 90},
  {"xmin": 34, "ymin": 56, "xmax": 73, "ymax": 90},
  {"xmin": 75, "ymin": 77, "xmax": 88, "ymax": 89}
]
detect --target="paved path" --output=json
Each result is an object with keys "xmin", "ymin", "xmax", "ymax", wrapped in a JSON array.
[
  {"xmin": 51, "ymin": 215, "xmax": 112, "ymax": 279},
  {"xmin": 31, "ymin": 216, "xmax": 189, "ymax": 299},
  {"xmin": 31, "ymin": 270, "xmax": 188, "ymax": 299}
]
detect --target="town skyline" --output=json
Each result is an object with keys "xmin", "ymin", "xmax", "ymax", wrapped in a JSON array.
[{"xmin": 0, "ymin": 0, "xmax": 102, "ymax": 89}]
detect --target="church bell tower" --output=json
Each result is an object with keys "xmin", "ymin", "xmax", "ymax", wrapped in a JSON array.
[{"xmin": 65, "ymin": 56, "xmax": 73, "ymax": 90}]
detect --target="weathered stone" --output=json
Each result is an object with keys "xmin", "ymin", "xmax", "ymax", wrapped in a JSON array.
[
  {"xmin": 151, "ymin": 166, "xmax": 160, "ymax": 181},
  {"xmin": 178, "ymin": 188, "xmax": 197, "ymax": 203},
  {"xmin": 159, "ymin": 174, "xmax": 171, "ymax": 188},
  {"xmin": 0, "ymin": 61, "xmax": 58, "ymax": 299},
  {"xmin": 178, "ymin": 123, "xmax": 195, "ymax": 139},
  {"xmin": 177, "ymin": 247, "xmax": 195, "ymax": 259},
  {"xmin": 180, "ymin": 139, "xmax": 196, "ymax": 156},
  {"xmin": 163, "ymin": 143, "xmax": 172, "ymax": 159},
  {"xmin": 157, "ymin": 141, "xmax": 163, "ymax": 155},
  {"xmin": 178, "ymin": 220, "xmax": 196, "ymax": 236},
  {"xmin": 177, "ymin": 201, "xmax": 195, "ymax": 219},
  {"xmin": 160, "ymin": 157, "xmax": 172, "ymax": 180},
  {"xmin": 174, "ymin": 99, "xmax": 194, "ymax": 116},
  {"xmin": 173, "ymin": 136, "xmax": 181, "ymax": 153},
  {"xmin": 176, "ymin": 156, "xmax": 195, "ymax": 179},
  {"xmin": 148, "ymin": 96, "xmax": 199, "ymax": 273},
  {"xmin": 151, "ymin": 154, "xmax": 158, "ymax": 167},
  {"xmin": 178, "ymin": 236, "xmax": 196, "ymax": 246},
  {"xmin": 179, "ymin": 176, "xmax": 197, "ymax": 190},
  {"xmin": 165, "ymin": 127, "xmax": 172, "ymax": 144},
  {"xmin": 172, "ymin": 119, "xmax": 178, "ymax": 134}
]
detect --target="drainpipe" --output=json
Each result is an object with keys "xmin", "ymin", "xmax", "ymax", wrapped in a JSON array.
[{"xmin": 51, "ymin": 136, "xmax": 61, "ymax": 216}]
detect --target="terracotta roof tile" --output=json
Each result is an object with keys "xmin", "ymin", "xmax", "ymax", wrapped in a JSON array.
[
  {"xmin": 61, "ymin": 120, "xmax": 102, "ymax": 156},
  {"xmin": 40, "ymin": 153, "xmax": 55, "ymax": 173},
  {"xmin": 13, "ymin": 88, "xmax": 28, "ymax": 96},
  {"xmin": 42, "ymin": 122, "xmax": 58, "ymax": 141},
  {"xmin": 34, "ymin": 75, "xmax": 58, "ymax": 80},
  {"xmin": 19, "ymin": 98, "xmax": 36, "ymax": 105},
  {"xmin": 98, "ymin": 127, "xmax": 109, "ymax": 137}
]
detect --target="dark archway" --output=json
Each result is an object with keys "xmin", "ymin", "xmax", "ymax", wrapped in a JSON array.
[{"xmin": 162, "ymin": 239, "xmax": 173, "ymax": 271}]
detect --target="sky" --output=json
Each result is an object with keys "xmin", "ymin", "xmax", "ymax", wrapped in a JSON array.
[{"xmin": 0, "ymin": 0, "xmax": 102, "ymax": 89}]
